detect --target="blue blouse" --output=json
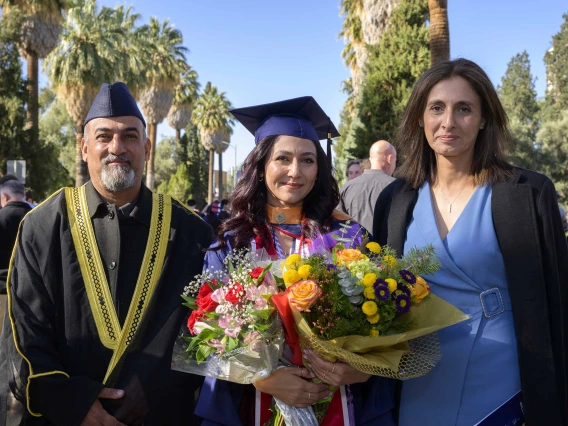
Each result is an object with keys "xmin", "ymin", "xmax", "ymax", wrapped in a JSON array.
[{"xmin": 399, "ymin": 183, "xmax": 521, "ymax": 425}]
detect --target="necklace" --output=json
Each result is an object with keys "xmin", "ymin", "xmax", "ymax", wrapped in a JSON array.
[{"xmin": 437, "ymin": 180, "xmax": 470, "ymax": 213}]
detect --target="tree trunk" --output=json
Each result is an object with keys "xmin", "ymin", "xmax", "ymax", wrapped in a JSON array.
[
  {"xmin": 146, "ymin": 123, "xmax": 157, "ymax": 190},
  {"xmin": 428, "ymin": 0, "xmax": 450, "ymax": 66},
  {"xmin": 175, "ymin": 128, "xmax": 181, "ymax": 147},
  {"xmin": 208, "ymin": 149, "xmax": 214, "ymax": 204},
  {"xmin": 75, "ymin": 120, "xmax": 88, "ymax": 186},
  {"xmin": 26, "ymin": 52, "xmax": 39, "ymax": 143},
  {"xmin": 218, "ymin": 151, "xmax": 223, "ymax": 201}
]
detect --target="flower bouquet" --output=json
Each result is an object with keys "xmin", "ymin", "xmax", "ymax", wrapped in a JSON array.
[
  {"xmin": 267, "ymin": 240, "xmax": 469, "ymax": 425},
  {"xmin": 171, "ymin": 250, "xmax": 284, "ymax": 384}
]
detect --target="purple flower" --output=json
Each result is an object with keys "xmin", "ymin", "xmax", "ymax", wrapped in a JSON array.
[
  {"xmin": 326, "ymin": 264, "xmax": 337, "ymax": 272},
  {"xmin": 395, "ymin": 293, "xmax": 411, "ymax": 314},
  {"xmin": 374, "ymin": 279, "xmax": 390, "ymax": 301},
  {"xmin": 399, "ymin": 270, "xmax": 416, "ymax": 284},
  {"xmin": 397, "ymin": 282, "xmax": 411, "ymax": 296}
]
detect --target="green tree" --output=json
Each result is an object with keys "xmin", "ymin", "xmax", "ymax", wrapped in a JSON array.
[
  {"xmin": 157, "ymin": 126, "xmax": 209, "ymax": 208},
  {"xmin": 192, "ymin": 83, "xmax": 233, "ymax": 203},
  {"xmin": 178, "ymin": 124, "xmax": 209, "ymax": 206},
  {"xmin": 0, "ymin": 0, "xmax": 66, "ymax": 143},
  {"xmin": 44, "ymin": 0, "xmax": 127, "ymax": 186},
  {"xmin": 537, "ymin": 111, "xmax": 568, "ymax": 200},
  {"xmin": 162, "ymin": 163, "xmax": 192, "ymax": 202},
  {"xmin": 137, "ymin": 17, "xmax": 188, "ymax": 190},
  {"xmin": 39, "ymin": 87, "xmax": 76, "ymax": 180},
  {"xmin": 346, "ymin": 0, "xmax": 430, "ymax": 159},
  {"xmin": 166, "ymin": 67, "xmax": 200, "ymax": 144},
  {"xmin": 154, "ymin": 136, "xmax": 178, "ymax": 189},
  {"xmin": 497, "ymin": 51, "xmax": 540, "ymax": 169},
  {"xmin": 544, "ymin": 13, "xmax": 568, "ymax": 110},
  {"xmin": 0, "ymin": 11, "xmax": 71, "ymax": 198}
]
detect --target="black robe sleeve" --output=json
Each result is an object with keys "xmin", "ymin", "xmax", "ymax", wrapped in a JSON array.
[
  {"xmin": 536, "ymin": 177, "xmax": 568, "ymax": 422},
  {"xmin": 5, "ymin": 212, "xmax": 103, "ymax": 425}
]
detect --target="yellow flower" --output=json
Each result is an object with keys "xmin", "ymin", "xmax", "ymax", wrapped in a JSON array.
[
  {"xmin": 362, "ymin": 301, "xmax": 378, "ymax": 316},
  {"xmin": 283, "ymin": 269, "xmax": 300, "ymax": 287},
  {"xmin": 286, "ymin": 280, "xmax": 322, "ymax": 312},
  {"xmin": 383, "ymin": 255, "xmax": 398, "ymax": 268},
  {"xmin": 385, "ymin": 278, "xmax": 398, "ymax": 293},
  {"xmin": 285, "ymin": 254, "xmax": 302, "ymax": 267},
  {"xmin": 362, "ymin": 273, "xmax": 377, "ymax": 287},
  {"xmin": 364, "ymin": 286, "xmax": 376, "ymax": 299},
  {"xmin": 366, "ymin": 242, "xmax": 382, "ymax": 254},
  {"xmin": 369, "ymin": 329, "xmax": 379, "ymax": 337},
  {"xmin": 367, "ymin": 313, "xmax": 380, "ymax": 324},
  {"xmin": 411, "ymin": 276, "xmax": 431, "ymax": 303},
  {"xmin": 336, "ymin": 249, "xmax": 364, "ymax": 266},
  {"xmin": 297, "ymin": 264, "xmax": 312, "ymax": 280}
]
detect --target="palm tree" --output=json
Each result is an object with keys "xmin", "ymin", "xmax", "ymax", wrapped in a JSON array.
[
  {"xmin": 44, "ymin": 0, "xmax": 125, "ymax": 186},
  {"xmin": 138, "ymin": 17, "xmax": 187, "ymax": 190},
  {"xmin": 166, "ymin": 67, "xmax": 200, "ymax": 145},
  {"xmin": 339, "ymin": 0, "xmax": 364, "ymax": 95},
  {"xmin": 0, "ymin": 0, "xmax": 66, "ymax": 142},
  {"xmin": 192, "ymin": 82, "xmax": 233, "ymax": 203},
  {"xmin": 428, "ymin": 0, "xmax": 450, "ymax": 66}
]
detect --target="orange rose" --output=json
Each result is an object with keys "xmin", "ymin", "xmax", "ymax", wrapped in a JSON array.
[
  {"xmin": 336, "ymin": 249, "xmax": 364, "ymax": 266},
  {"xmin": 411, "ymin": 276, "xmax": 431, "ymax": 303},
  {"xmin": 285, "ymin": 280, "xmax": 322, "ymax": 312}
]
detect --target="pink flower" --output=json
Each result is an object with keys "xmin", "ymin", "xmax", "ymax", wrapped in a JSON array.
[
  {"xmin": 218, "ymin": 315, "xmax": 242, "ymax": 338},
  {"xmin": 254, "ymin": 298, "xmax": 268, "ymax": 310},
  {"xmin": 207, "ymin": 338, "xmax": 225, "ymax": 354},
  {"xmin": 211, "ymin": 287, "xmax": 227, "ymax": 304}
]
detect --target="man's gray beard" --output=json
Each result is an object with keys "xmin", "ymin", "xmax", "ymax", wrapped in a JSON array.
[{"xmin": 100, "ymin": 158, "xmax": 137, "ymax": 193}]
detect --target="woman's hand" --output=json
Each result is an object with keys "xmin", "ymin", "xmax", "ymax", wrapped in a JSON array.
[
  {"xmin": 253, "ymin": 367, "xmax": 332, "ymax": 408},
  {"xmin": 304, "ymin": 350, "xmax": 371, "ymax": 387}
]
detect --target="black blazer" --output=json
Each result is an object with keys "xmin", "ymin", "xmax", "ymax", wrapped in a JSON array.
[{"xmin": 373, "ymin": 168, "xmax": 568, "ymax": 426}]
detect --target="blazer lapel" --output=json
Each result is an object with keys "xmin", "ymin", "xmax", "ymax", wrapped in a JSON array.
[{"xmin": 492, "ymin": 175, "xmax": 542, "ymax": 302}]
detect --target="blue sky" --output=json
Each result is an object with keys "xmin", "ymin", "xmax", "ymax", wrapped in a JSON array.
[{"xmin": 40, "ymin": 1, "xmax": 568, "ymax": 169}]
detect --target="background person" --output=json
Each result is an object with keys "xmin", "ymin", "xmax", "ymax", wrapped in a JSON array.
[
  {"xmin": 345, "ymin": 158, "xmax": 363, "ymax": 180},
  {"xmin": 0, "ymin": 180, "xmax": 31, "ymax": 331},
  {"xmin": 373, "ymin": 59, "xmax": 568, "ymax": 426},
  {"xmin": 195, "ymin": 96, "xmax": 395, "ymax": 426},
  {"xmin": 339, "ymin": 140, "xmax": 396, "ymax": 234}
]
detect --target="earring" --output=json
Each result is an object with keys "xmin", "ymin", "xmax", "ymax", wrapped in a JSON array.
[
  {"xmin": 419, "ymin": 122, "xmax": 424, "ymax": 128},
  {"xmin": 480, "ymin": 125, "xmax": 485, "ymax": 129},
  {"xmin": 259, "ymin": 175, "xmax": 264, "ymax": 182}
]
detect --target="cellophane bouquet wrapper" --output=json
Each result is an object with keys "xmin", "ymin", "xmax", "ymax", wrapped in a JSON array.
[
  {"xmin": 171, "ymin": 248, "xmax": 284, "ymax": 384},
  {"xmin": 171, "ymin": 316, "xmax": 284, "ymax": 384}
]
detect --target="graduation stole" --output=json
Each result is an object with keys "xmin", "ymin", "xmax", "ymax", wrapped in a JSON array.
[{"xmin": 65, "ymin": 185, "xmax": 172, "ymax": 384}]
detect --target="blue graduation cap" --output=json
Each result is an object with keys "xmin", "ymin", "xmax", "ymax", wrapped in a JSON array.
[
  {"xmin": 230, "ymin": 96, "xmax": 339, "ymax": 167},
  {"xmin": 84, "ymin": 82, "xmax": 146, "ymax": 127}
]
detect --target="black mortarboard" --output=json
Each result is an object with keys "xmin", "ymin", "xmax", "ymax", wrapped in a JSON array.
[
  {"xmin": 230, "ymin": 96, "xmax": 340, "ymax": 167},
  {"xmin": 84, "ymin": 82, "xmax": 146, "ymax": 127}
]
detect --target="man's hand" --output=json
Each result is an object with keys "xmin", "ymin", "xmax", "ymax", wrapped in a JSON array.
[{"xmin": 80, "ymin": 388, "xmax": 126, "ymax": 426}]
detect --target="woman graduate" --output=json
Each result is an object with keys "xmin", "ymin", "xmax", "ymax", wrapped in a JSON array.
[
  {"xmin": 194, "ymin": 97, "xmax": 396, "ymax": 426},
  {"xmin": 373, "ymin": 59, "xmax": 568, "ymax": 425}
]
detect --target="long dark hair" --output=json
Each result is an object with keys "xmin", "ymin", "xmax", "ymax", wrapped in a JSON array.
[
  {"xmin": 395, "ymin": 58, "xmax": 513, "ymax": 188},
  {"xmin": 214, "ymin": 135, "xmax": 340, "ymax": 251}
]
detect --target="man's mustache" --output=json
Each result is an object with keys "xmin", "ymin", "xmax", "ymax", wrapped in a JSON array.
[{"xmin": 102, "ymin": 154, "xmax": 132, "ymax": 166}]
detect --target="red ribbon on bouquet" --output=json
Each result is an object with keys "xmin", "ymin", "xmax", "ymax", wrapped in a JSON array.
[{"xmin": 253, "ymin": 293, "xmax": 349, "ymax": 425}]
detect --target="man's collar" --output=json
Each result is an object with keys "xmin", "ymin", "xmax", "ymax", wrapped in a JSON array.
[
  {"xmin": 84, "ymin": 181, "xmax": 152, "ymax": 227},
  {"xmin": 363, "ymin": 169, "xmax": 390, "ymax": 175}
]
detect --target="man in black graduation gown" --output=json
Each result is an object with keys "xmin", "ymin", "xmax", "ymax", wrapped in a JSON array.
[{"xmin": 0, "ymin": 82, "xmax": 214, "ymax": 425}]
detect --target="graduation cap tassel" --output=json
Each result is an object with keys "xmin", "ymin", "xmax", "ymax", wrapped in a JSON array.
[{"xmin": 327, "ymin": 132, "xmax": 333, "ymax": 170}]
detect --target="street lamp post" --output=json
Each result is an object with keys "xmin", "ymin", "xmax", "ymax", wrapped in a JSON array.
[{"xmin": 222, "ymin": 141, "xmax": 237, "ymax": 192}]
